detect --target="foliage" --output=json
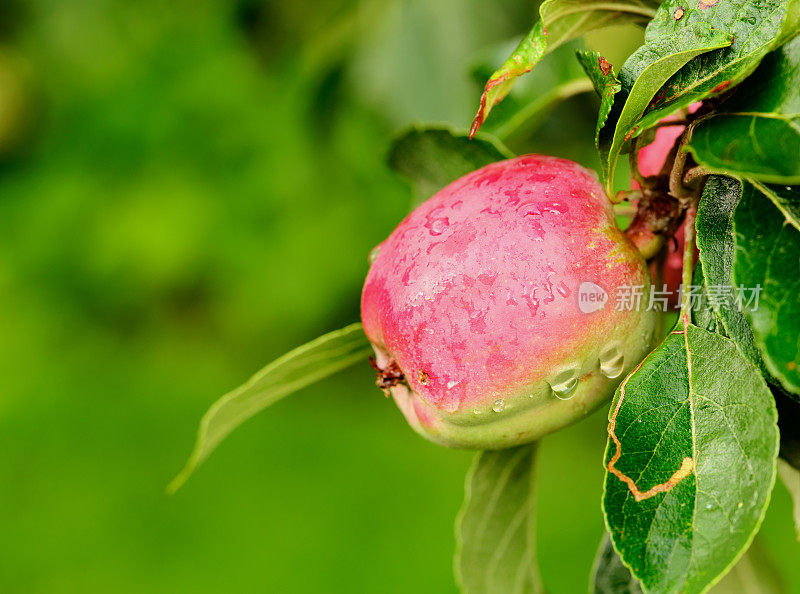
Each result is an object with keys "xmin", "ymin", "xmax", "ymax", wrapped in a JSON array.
[
  {"xmin": 455, "ymin": 444, "xmax": 543, "ymax": 594},
  {"xmin": 603, "ymin": 316, "xmax": 778, "ymax": 593},
  {"xmin": 689, "ymin": 37, "xmax": 800, "ymax": 183},
  {"xmin": 160, "ymin": 0, "xmax": 800, "ymax": 592}
]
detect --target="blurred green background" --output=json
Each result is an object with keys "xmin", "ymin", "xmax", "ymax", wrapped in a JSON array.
[{"xmin": 0, "ymin": 1, "xmax": 797, "ymax": 592}]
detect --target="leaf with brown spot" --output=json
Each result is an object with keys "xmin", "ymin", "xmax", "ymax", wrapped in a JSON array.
[
  {"xmin": 576, "ymin": 50, "xmax": 622, "ymax": 146},
  {"xmin": 689, "ymin": 37, "xmax": 800, "ymax": 184},
  {"xmin": 600, "ymin": 22, "xmax": 733, "ymax": 194},
  {"xmin": 603, "ymin": 316, "xmax": 778, "ymax": 593},
  {"xmin": 628, "ymin": 0, "xmax": 800, "ymax": 137}
]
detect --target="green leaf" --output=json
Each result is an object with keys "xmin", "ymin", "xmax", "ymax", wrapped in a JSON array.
[
  {"xmin": 603, "ymin": 317, "xmax": 779, "ymax": 594},
  {"xmin": 387, "ymin": 126, "xmax": 512, "ymax": 208},
  {"xmin": 690, "ymin": 261, "xmax": 724, "ymax": 333},
  {"xmin": 168, "ymin": 324, "xmax": 372, "ymax": 493},
  {"xmin": 602, "ymin": 23, "xmax": 733, "ymax": 193},
  {"xmin": 455, "ymin": 443, "xmax": 543, "ymax": 594},
  {"xmin": 732, "ymin": 180, "xmax": 800, "ymax": 395},
  {"xmin": 689, "ymin": 37, "xmax": 800, "ymax": 184},
  {"xmin": 591, "ymin": 534, "xmax": 644, "ymax": 594},
  {"xmin": 470, "ymin": 0, "xmax": 658, "ymax": 135},
  {"xmin": 696, "ymin": 176, "xmax": 768, "ymax": 373},
  {"xmin": 778, "ymin": 459, "xmax": 800, "ymax": 540},
  {"xmin": 591, "ymin": 533, "xmax": 783, "ymax": 592},
  {"xmin": 576, "ymin": 50, "xmax": 623, "ymax": 146},
  {"xmin": 470, "ymin": 41, "xmax": 594, "ymax": 141},
  {"xmin": 634, "ymin": 0, "xmax": 800, "ymax": 134}
]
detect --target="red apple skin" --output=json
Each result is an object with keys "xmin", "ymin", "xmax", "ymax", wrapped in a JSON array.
[{"xmin": 362, "ymin": 155, "xmax": 656, "ymax": 449}]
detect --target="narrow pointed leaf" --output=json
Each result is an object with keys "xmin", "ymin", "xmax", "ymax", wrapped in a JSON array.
[
  {"xmin": 470, "ymin": 21, "xmax": 547, "ymax": 138},
  {"xmin": 576, "ymin": 50, "xmax": 622, "ymax": 146},
  {"xmin": 733, "ymin": 180, "xmax": 800, "ymax": 395},
  {"xmin": 470, "ymin": 40, "xmax": 595, "ymax": 140},
  {"xmin": 387, "ymin": 126, "xmax": 512, "ymax": 208},
  {"xmin": 603, "ymin": 316, "xmax": 779, "ymax": 594},
  {"xmin": 169, "ymin": 324, "xmax": 372, "ymax": 492},
  {"xmin": 470, "ymin": 0, "xmax": 658, "ymax": 135},
  {"xmin": 455, "ymin": 443, "xmax": 543, "ymax": 594},
  {"xmin": 689, "ymin": 37, "xmax": 800, "ymax": 184}
]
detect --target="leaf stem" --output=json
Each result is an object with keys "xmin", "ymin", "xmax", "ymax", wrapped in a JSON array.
[
  {"xmin": 545, "ymin": 3, "xmax": 657, "ymax": 20},
  {"xmin": 496, "ymin": 78, "xmax": 595, "ymax": 141},
  {"xmin": 652, "ymin": 245, "xmax": 667, "ymax": 341},
  {"xmin": 680, "ymin": 203, "xmax": 697, "ymax": 320}
]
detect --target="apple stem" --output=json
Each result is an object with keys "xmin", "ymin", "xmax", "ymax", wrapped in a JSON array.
[
  {"xmin": 626, "ymin": 120, "xmax": 707, "ymax": 267},
  {"xmin": 623, "ymin": 183, "xmax": 681, "ymax": 259}
]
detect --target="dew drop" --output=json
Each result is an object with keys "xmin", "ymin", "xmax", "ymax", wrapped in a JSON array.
[
  {"xmin": 550, "ymin": 369, "xmax": 579, "ymax": 399},
  {"xmin": 425, "ymin": 216, "xmax": 450, "ymax": 236},
  {"xmin": 443, "ymin": 399, "xmax": 459, "ymax": 413},
  {"xmin": 599, "ymin": 344, "xmax": 625, "ymax": 379},
  {"xmin": 492, "ymin": 399, "xmax": 505, "ymax": 412}
]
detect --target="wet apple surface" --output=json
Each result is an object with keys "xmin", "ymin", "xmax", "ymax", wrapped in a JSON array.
[{"xmin": 362, "ymin": 155, "xmax": 657, "ymax": 448}]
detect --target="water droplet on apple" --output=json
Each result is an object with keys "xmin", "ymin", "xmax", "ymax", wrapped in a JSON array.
[
  {"xmin": 425, "ymin": 216, "xmax": 450, "ymax": 236},
  {"xmin": 492, "ymin": 398, "xmax": 505, "ymax": 412},
  {"xmin": 550, "ymin": 369, "xmax": 579, "ymax": 399},
  {"xmin": 599, "ymin": 344, "xmax": 625, "ymax": 378}
]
